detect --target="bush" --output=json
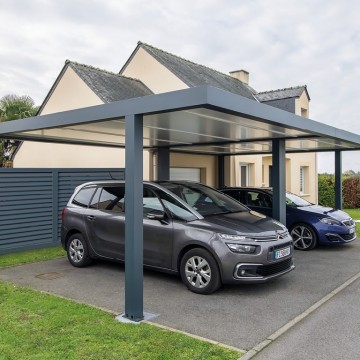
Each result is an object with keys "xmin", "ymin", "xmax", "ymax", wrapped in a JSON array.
[
  {"xmin": 318, "ymin": 174, "xmax": 335, "ymax": 207},
  {"xmin": 318, "ymin": 174, "xmax": 360, "ymax": 209},
  {"xmin": 343, "ymin": 176, "xmax": 360, "ymax": 208}
]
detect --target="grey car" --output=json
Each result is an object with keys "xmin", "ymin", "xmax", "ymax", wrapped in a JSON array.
[{"xmin": 61, "ymin": 180, "xmax": 294, "ymax": 294}]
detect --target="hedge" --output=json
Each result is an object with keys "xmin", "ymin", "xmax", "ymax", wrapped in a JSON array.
[{"xmin": 318, "ymin": 174, "xmax": 360, "ymax": 209}]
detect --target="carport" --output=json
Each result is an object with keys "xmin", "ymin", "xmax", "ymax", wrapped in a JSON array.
[{"xmin": 1, "ymin": 85, "xmax": 360, "ymax": 322}]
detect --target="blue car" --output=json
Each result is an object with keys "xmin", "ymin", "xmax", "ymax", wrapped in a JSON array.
[{"xmin": 220, "ymin": 187, "xmax": 357, "ymax": 251}]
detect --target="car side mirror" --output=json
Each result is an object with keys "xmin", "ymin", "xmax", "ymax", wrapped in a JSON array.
[{"xmin": 146, "ymin": 212, "xmax": 165, "ymax": 220}]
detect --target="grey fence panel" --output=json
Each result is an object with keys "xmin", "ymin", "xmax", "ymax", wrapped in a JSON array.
[
  {"xmin": 0, "ymin": 168, "xmax": 124, "ymax": 254},
  {"xmin": 0, "ymin": 170, "xmax": 53, "ymax": 253}
]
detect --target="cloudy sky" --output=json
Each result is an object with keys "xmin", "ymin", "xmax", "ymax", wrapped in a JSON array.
[{"xmin": 1, "ymin": 0, "xmax": 359, "ymax": 173}]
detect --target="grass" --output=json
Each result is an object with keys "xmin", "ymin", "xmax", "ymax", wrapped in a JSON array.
[
  {"xmin": 0, "ymin": 248, "xmax": 242, "ymax": 360},
  {"xmin": 0, "ymin": 246, "xmax": 66, "ymax": 267},
  {"xmin": 343, "ymin": 208, "xmax": 360, "ymax": 237},
  {"xmin": 343, "ymin": 208, "xmax": 360, "ymax": 220}
]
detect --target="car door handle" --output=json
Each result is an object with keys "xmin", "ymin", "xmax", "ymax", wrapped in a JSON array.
[{"xmin": 87, "ymin": 215, "xmax": 96, "ymax": 221}]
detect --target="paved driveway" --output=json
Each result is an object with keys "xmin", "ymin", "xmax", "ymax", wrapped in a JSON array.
[{"xmin": 1, "ymin": 241, "xmax": 360, "ymax": 355}]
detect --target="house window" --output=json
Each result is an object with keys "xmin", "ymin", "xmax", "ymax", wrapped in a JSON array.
[
  {"xmin": 239, "ymin": 164, "xmax": 249, "ymax": 186},
  {"xmin": 300, "ymin": 166, "xmax": 308, "ymax": 194}
]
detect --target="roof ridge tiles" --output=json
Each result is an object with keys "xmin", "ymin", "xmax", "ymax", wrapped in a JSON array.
[
  {"xmin": 138, "ymin": 42, "xmax": 251, "ymax": 86},
  {"xmin": 257, "ymin": 85, "xmax": 307, "ymax": 95},
  {"xmin": 66, "ymin": 60, "xmax": 144, "ymax": 84}
]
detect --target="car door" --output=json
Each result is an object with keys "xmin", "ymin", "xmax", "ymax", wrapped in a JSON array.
[
  {"xmin": 85, "ymin": 184, "xmax": 174, "ymax": 269},
  {"xmin": 142, "ymin": 186, "xmax": 173, "ymax": 270},
  {"xmin": 84, "ymin": 185, "xmax": 126, "ymax": 259}
]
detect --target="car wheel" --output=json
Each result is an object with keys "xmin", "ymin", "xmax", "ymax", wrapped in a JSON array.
[
  {"xmin": 67, "ymin": 233, "xmax": 93, "ymax": 267},
  {"xmin": 290, "ymin": 223, "xmax": 317, "ymax": 251},
  {"xmin": 180, "ymin": 248, "xmax": 221, "ymax": 294}
]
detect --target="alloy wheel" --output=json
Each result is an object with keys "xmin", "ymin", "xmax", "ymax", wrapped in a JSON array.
[
  {"xmin": 69, "ymin": 238, "xmax": 84, "ymax": 263},
  {"xmin": 184, "ymin": 255, "xmax": 211, "ymax": 289},
  {"xmin": 291, "ymin": 225, "xmax": 316, "ymax": 250}
]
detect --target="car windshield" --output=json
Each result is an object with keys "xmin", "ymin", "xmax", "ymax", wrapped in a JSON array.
[
  {"xmin": 158, "ymin": 182, "xmax": 248, "ymax": 217},
  {"xmin": 285, "ymin": 192, "xmax": 312, "ymax": 207}
]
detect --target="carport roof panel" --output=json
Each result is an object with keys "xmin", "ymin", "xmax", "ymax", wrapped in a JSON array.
[{"xmin": 0, "ymin": 86, "xmax": 360, "ymax": 153}]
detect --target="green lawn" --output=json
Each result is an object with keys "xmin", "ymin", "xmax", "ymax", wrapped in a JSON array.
[
  {"xmin": 0, "ymin": 246, "xmax": 66, "ymax": 267},
  {"xmin": 343, "ymin": 208, "xmax": 360, "ymax": 237},
  {"xmin": 0, "ymin": 248, "xmax": 242, "ymax": 360}
]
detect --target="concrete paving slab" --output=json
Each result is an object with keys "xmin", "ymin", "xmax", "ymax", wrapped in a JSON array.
[
  {"xmin": 251, "ymin": 277, "xmax": 360, "ymax": 360},
  {"xmin": 1, "ymin": 241, "xmax": 359, "ymax": 351}
]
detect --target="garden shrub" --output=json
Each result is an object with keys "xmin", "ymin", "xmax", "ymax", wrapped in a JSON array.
[
  {"xmin": 318, "ymin": 174, "xmax": 360, "ymax": 209},
  {"xmin": 318, "ymin": 174, "xmax": 335, "ymax": 208},
  {"xmin": 343, "ymin": 176, "xmax": 360, "ymax": 208}
]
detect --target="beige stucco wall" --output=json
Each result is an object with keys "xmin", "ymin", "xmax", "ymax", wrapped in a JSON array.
[
  {"xmin": 295, "ymin": 91, "xmax": 310, "ymax": 117},
  {"xmin": 229, "ymin": 152, "xmax": 317, "ymax": 203},
  {"xmin": 13, "ymin": 66, "xmax": 150, "ymax": 178},
  {"xmin": 169, "ymin": 153, "xmax": 217, "ymax": 187},
  {"xmin": 14, "ymin": 141, "xmax": 150, "ymax": 178},
  {"xmin": 121, "ymin": 47, "xmax": 188, "ymax": 94},
  {"xmin": 40, "ymin": 67, "xmax": 103, "ymax": 115}
]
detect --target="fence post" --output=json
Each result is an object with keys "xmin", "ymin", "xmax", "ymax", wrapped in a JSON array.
[{"xmin": 52, "ymin": 169, "xmax": 59, "ymax": 244}]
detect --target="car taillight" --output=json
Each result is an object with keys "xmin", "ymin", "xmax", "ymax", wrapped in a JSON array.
[{"xmin": 61, "ymin": 208, "xmax": 67, "ymax": 222}]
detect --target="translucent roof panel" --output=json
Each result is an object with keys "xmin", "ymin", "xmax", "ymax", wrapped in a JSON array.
[{"xmin": 1, "ymin": 86, "xmax": 360, "ymax": 153}]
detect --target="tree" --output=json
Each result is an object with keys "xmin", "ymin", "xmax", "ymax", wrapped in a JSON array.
[{"xmin": 0, "ymin": 94, "xmax": 39, "ymax": 167}]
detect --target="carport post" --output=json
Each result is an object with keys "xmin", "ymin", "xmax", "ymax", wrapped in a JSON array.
[
  {"xmin": 218, "ymin": 155, "xmax": 225, "ymax": 188},
  {"xmin": 124, "ymin": 113, "xmax": 144, "ymax": 322},
  {"xmin": 335, "ymin": 150, "xmax": 342, "ymax": 209},
  {"xmin": 157, "ymin": 147, "xmax": 170, "ymax": 180},
  {"xmin": 272, "ymin": 139, "xmax": 286, "ymax": 225}
]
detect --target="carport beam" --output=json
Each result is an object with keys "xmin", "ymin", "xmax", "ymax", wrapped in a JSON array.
[
  {"xmin": 124, "ymin": 113, "xmax": 144, "ymax": 322},
  {"xmin": 335, "ymin": 150, "xmax": 342, "ymax": 209},
  {"xmin": 272, "ymin": 139, "xmax": 286, "ymax": 225}
]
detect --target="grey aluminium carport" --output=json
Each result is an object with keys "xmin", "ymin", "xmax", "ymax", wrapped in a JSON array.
[{"xmin": 1, "ymin": 85, "xmax": 360, "ymax": 322}]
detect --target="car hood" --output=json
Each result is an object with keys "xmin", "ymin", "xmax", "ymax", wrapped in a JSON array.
[
  {"xmin": 196, "ymin": 210, "xmax": 286, "ymax": 235},
  {"xmin": 296, "ymin": 205, "xmax": 351, "ymax": 220}
]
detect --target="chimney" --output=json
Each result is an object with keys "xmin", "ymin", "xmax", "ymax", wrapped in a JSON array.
[{"xmin": 229, "ymin": 69, "xmax": 249, "ymax": 84}]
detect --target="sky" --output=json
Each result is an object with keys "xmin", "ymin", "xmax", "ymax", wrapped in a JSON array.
[{"xmin": 0, "ymin": 0, "xmax": 359, "ymax": 173}]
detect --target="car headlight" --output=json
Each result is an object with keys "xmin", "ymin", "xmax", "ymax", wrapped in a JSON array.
[
  {"xmin": 320, "ymin": 217, "xmax": 342, "ymax": 226},
  {"xmin": 218, "ymin": 233, "xmax": 247, "ymax": 241},
  {"xmin": 226, "ymin": 243, "xmax": 257, "ymax": 254}
]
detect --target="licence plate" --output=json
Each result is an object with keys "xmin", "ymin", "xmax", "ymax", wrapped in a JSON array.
[{"xmin": 274, "ymin": 246, "xmax": 291, "ymax": 260}]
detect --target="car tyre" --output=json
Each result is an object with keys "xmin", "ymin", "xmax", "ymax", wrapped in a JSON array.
[
  {"xmin": 290, "ymin": 223, "xmax": 317, "ymax": 251},
  {"xmin": 67, "ymin": 233, "xmax": 93, "ymax": 267},
  {"xmin": 180, "ymin": 248, "xmax": 221, "ymax": 294}
]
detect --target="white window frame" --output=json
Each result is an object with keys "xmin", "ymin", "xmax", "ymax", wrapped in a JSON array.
[
  {"xmin": 239, "ymin": 163, "xmax": 250, "ymax": 187},
  {"xmin": 300, "ymin": 166, "xmax": 306, "ymax": 194}
]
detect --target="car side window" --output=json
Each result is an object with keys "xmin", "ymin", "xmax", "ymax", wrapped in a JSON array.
[
  {"xmin": 98, "ymin": 186, "xmax": 125, "ymax": 212},
  {"xmin": 143, "ymin": 188, "xmax": 165, "ymax": 217},
  {"xmin": 155, "ymin": 188, "xmax": 197, "ymax": 221},
  {"xmin": 72, "ymin": 187, "xmax": 97, "ymax": 208},
  {"xmin": 245, "ymin": 191, "xmax": 272, "ymax": 208},
  {"xmin": 223, "ymin": 190, "xmax": 241, "ymax": 202}
]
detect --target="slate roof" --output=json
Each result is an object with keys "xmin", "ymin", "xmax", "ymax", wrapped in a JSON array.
[
  {"xmin": 255, "ymin": 85, "xmax": 309, "ymax": 102},
  {"xmin": 68, "ymin": 61, "xmax": 152, "ymax": 103},
  {"xmin": 132, "ymin": 42, "xmax": 257, "ymax": 101}
]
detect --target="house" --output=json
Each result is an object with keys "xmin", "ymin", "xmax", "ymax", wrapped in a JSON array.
[{"xmin": 13, "ymin": 41, "xmax": 316, "ymax": 202}]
